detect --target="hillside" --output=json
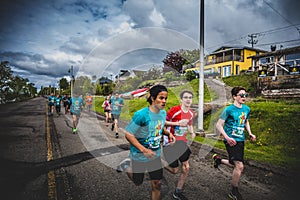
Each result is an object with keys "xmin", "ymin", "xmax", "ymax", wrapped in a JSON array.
[{"xmin": 94, "ymin": 75, "xmax": 300, "ymax": 170}]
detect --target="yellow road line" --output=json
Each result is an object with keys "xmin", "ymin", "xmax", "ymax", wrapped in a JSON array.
[{"xmin": 46, "ymin": 105, "xmax": 57, "ymax": 200}]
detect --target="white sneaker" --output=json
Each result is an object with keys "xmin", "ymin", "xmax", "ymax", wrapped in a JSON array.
[{"xmin": 116, "ymin": 158, "xmax": 130, "ymax": 173}]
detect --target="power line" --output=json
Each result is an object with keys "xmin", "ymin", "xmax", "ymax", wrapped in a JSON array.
[
  {"xmin": 255, "ymin": 38, "xmax": 300, "ymax": 48},
  {"xmin": 263, "ymin": 0, "xmax": 300, "ymax": 34},
  {"xmin": 253, "ymin": 24, "xmax": 300, "ymax": 36},
  {"xmin": 206, "ymin": 24, "xmax": 300, "ymax": 52}
]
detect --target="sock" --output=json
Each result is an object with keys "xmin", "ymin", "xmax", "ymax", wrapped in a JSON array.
[
  {"xmin": 232, "ymin": 186, "xmax": 238, "ymax": 193},
  {"xmin": 175, "ymin": 188, "xmax": 181, "ymax": 193}
]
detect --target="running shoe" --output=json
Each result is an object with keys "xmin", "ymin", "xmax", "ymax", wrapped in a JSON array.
[
  {"xmin": 229, "ymin": 188, "xmax": 243, "ymax": 200},
  {"xmin": 73, "ymin": 128, "xmax": 77, "ymax": 134},
  {"xmin": 115, "ymin": 133, "xmax": 119, "ymax": 138},
  {"xmin": 173, "ymin": 189, "xmax": 188, "ymax": 200},
  {"xmin": 111, "ymin": 123, "xmax": 114, "ymax": 131},
  {"xmin": 212, "ymin": 154, "xmax": 221, "ymax": 168},
  {"xmin": 116, "ymin": 158, "xmax": 131, "ymax": 173}
]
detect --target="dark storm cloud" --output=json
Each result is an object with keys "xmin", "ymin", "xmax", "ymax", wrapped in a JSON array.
[
  {"xmin": 0, "ymin": 0, "xmax": 299, "ymax": 90},
  {"xmin": 0, "ymin": 51, "xmax": 69, "ymax": 77},
  {"xmin": 277, "ymin": 0, "xmax": 300, "ymax": 23}
]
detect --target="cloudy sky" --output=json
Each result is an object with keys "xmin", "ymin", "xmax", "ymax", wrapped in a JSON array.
[{"xmin": 0, "ymin": 0, "xmax": 300, "ymax": 89}]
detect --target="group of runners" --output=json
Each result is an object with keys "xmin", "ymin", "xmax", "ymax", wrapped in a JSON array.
[
  {"xmin": 47, "ymin": 91, "xmax": 92, "ymax": 134},
  {"xmin": 47, "ymin": 85, "xmax": 256, "ymax": 200},
  {"xmin": 114, "ymin": 85, "xmax": 256, "ymax": 200},
  {"xmin": 102, "ymin": 92, "xmax": 124, "ymax": 138},
  {"xmin": 47, "ymin": 93, "xmax": 71, "ymax": 116}
]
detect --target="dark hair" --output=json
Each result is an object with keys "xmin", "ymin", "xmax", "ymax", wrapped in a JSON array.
[
  {"xmin": 231, "ymin": 86, "xmax": 246, "ymax": 96},
  {"xmin": 180, "ymin": 90, "xmax": 193, "ymax": 99},
  {"xmin": 147, "ymin": 85, "xmax": 168, "ymax": 104}
]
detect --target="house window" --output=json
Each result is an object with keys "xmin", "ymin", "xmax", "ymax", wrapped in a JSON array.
[
  {"xmin": 236, "ymin": 65, "xmax": 239, "ymax": 75},
  {"xmin": 223, "ymin": 65, "xmax": 231, "ymax": 77},
  {"xmin": 286, "ymin": 53, "xmax": 300, "ymax": 66},
  {"xmin": 260, "ymin": 56, "xmax": 274, "ymax": 64},
  {"xmin": 234, "ymin": 50, "xmax": 243, "ymax": 61}
]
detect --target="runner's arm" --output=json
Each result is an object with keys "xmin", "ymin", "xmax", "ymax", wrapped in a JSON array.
[{"xmin": 125, "ymin": 131, "xmax": 156, "ymax": 159}]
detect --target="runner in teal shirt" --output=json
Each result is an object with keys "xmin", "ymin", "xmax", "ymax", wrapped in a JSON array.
[
  {"xmin": 213, "ymin": 86, "xmax": 256, "ymax": 200},
  {"xmin": 126, "ymin": 107, "xmax": 166, "ymax": 162},
  {"xmin": 116, "ymin": 85, "xmax": 175, "ymax": 200},
  {"xmin": 220, "ymin": 103, "xmax": 250, "ymax": 142}
]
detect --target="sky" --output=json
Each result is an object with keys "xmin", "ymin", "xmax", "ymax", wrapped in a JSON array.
[{"xmin": 0, "ymin": 0, "xmax": 300, "ymax": 90}]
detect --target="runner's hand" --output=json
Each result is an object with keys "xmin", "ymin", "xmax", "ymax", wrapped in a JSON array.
[
  {"xmin": 227, "ymin": 137, "xmax": 237, "ymax": 146},
  {"xmin": 168, "ymin": 134, "xmax": 176, "ymax": 145},
  {"xmin": 178, "ymin": 119, "xmax": 189, "ymax": 126},
  {"xmin": 142, "ymin": 149, "xmax": 156, "ymax": 159}
]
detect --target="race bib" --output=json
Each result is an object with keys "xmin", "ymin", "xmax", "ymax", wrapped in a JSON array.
[
  {"xmin": 148, "ymin": 135, "xmax": 162, "ymax": 149},
  {"xmin": 174, "ymin": 126, "xmax": 188, "ymax": 136}
]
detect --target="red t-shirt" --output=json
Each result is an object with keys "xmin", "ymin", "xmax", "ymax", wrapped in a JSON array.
[{"xmin": 164, "ymin": 105, "xmax": 194, "ymax": 144}]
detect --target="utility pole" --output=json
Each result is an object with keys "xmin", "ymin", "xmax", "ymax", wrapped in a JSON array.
[
  {"xmin": 248, "ymin": 34, "xmax": 258, "ymax": 48},
  {"xmin": 197, "ymin": 0, "xmax": 204, "ymax": 133},
  {"xmin": 68, "ymin": 65, "xmax": 75, "ymax": 95}
]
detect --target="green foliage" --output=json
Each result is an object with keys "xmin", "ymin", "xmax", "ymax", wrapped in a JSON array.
[
  {"xmin": 162, "ymin": 71, "xmax": 179, "ymax": 84},
  {"xmin": 83, "ymin": 79, "xmax": 93, "ymax": 94},
  {"xmin": 59, "ymin": 78, "xmax": 69, "ymax": 91},
  {"xmin": 222, "ymin": 72, "xmax": 258, "ymax": 96},
  {"xmin": 94, "ymin": 70, "xmax": 300, "ymax": 170},
  {"xmin": 0, "ymin": 61, "xmax": 37, "ymax": 103},
  {"xmin": 202, "ymin": 99, "xmax": 300, "ymax": 170},
  {"xmin": 181, "ymin": 49, "xmax": 200, "ymax": 64},
  {"xmin": 185, "ymin": 70, "xmax": 197, "ymax": 81}
]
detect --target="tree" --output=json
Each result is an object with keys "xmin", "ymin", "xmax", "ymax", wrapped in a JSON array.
[
  {"xmin": 144, "ymin": 66, "xmax": 162, "ymax": 80},
  {"xmin": 73, "ymin": 76, "xmax": 90, "ymax": 94},
  {"xmin": 83, "ymin": 78, "xmax": 93, "ymax": 94},
  {"xmin": 181, "ymin": 49, "xmax": 200, "ymax": 64},
  {"xmin": 59, "ymin": 78, "xmax": 69, "ymax": 91},
  {"xmin": 0, "ymin": 61, "xmax": 13, "ymax": 104},
  {"xmin": 93, "ymin": 82, "xmax": 103, "ymax": 95},
  {"xmin": 162, "ymin": 51, "xmax": 187, "ymax": 73},
  {"xmin": 185, "ymin": 70, "xmax": 198, "ymax": 81}
]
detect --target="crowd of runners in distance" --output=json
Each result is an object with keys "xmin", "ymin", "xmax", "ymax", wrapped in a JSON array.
[{"xmin": 47, "ymin": 92, "xmax": 93, "ymax": 134}]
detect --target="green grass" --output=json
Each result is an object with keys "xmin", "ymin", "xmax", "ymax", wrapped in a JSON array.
[{"xmin": 200, "ymin": 98, "xmax": 300, "ymax": 171}]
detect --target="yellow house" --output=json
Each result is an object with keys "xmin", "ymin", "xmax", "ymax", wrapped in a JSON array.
[{"xmin": 187, "ymin": 46, "xmax": 266, "ymax": 77}]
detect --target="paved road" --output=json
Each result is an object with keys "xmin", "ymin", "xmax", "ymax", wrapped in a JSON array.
[{"xmin": 0, "ymin": 97, "xmax": 298, "ymax": 200}]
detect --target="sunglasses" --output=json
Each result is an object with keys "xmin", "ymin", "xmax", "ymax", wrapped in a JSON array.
[
  {"xmin": 237, "ymin": 93, "xmax": 248, "ymax": 98},
  {"xmin": 182, "ymin": 96, "xmax": 193, "ymax": 99}
]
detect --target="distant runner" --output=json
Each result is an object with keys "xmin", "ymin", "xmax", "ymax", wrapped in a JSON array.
[{"xmin": 70, "ymin": 90, "xmax": 85, "ymax": 134}]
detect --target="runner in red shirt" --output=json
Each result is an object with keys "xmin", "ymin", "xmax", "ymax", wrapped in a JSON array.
[{"xmin": 163, "ymin": 90, "xmax": 195, "ymax": 200}]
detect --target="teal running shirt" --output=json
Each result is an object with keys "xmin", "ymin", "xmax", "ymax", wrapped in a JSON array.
[
  {"xmin": 126, "ymin": 107, "xmax": 166, "ymax": 162},
  {"xmin": 70, "ymin": 97, "xmax": 84, "ymax": 115},
  {"xmin": 219, "ymin": 104, "xmax": 250, "ymax": 142},
  {"xmin": 110, "ymin": 97, "xmax": 124, "ymax": 115}
]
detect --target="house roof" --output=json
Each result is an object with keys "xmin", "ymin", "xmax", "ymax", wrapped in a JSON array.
[
  {"xmin": 115, "ymin": 70, "xmax": 130, "ymax": 79},
  {"xmin": 211, "ymin": 46, "xmax": 267, "ymax": 55},
  {"xmin": 247, "ymin": 45, "xmax": 300, "ymax": 59},
  {"xmin": 98, "ymin": 77, "xmax": 113, "ymax": 84}
]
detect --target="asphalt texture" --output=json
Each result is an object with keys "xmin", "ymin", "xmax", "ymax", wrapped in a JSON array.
[{"xmin": 0, "ymin": 97, "xmax": 298, "ymax": 200}]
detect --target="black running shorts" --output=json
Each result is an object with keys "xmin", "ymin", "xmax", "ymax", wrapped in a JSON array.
[
  {"xmin": 224, "ymin": 141, "xmax": 244, "ymax": 165},
  {"xmin": 163, "ymin": 141, "xmax": 191, "ymax": 168},
  {"xmin": 132, "ymin": 157, "xmax": 163, "ymax": 185}
]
